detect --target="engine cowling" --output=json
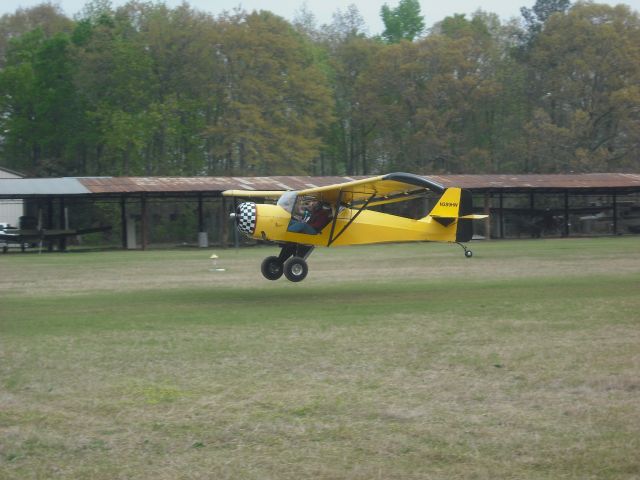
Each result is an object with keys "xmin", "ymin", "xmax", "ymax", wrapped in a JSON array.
[{"xmin": 234, "ymin": 202, "xmax": 257, "ymax": 236}]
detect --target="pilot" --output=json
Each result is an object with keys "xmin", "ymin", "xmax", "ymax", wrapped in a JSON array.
[{"xmin": 288, "ymin": 201, "xmax": 331, "ymax": 234}]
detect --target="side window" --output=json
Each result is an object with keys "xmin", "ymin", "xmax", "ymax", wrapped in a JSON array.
[
  {"xmin": 276, "ymin": 191, "xmax": 297, "ymax": 214},
  {"xmin": 286, "ymin": 195, "xmax": 333, "ymax": 235}
]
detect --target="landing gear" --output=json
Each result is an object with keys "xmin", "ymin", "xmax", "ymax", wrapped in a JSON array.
[
  {"xmin": 261, "ymin": 256, "xmax": 284, "ymax": 280},
  {"xmin": 284, "ymin": 257, "xmax": 308, "ymax": 282},
  {"xmin": 456, "ymin": 242, "xmax": 473, "ymax": 258},
  {"xmin": 260, "ymin": 244, "xmax": 314, "ymax": 282}
]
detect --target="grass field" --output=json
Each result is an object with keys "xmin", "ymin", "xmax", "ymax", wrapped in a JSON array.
[{"xmin": 1, "ymin": 238, "xmax": 639, "ymax": 479}]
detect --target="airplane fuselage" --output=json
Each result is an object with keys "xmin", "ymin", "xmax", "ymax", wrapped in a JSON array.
[{"xmin": 243, "ymin": 203, "xmax": 457, "ymax": 246}]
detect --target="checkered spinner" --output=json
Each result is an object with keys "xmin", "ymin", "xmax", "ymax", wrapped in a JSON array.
[{"xmin": 236, "ymin": 202, "xmax": 257, "ymax": 236}]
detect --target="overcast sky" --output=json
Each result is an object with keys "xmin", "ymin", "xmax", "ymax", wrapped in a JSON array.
[{"xmin": 1, "ymin": 0, "xmax": 638, "ymax": 34}]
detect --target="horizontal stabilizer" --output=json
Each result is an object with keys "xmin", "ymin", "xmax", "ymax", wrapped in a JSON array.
[{"xmin": 424, "ymin": 188, "xmax": 487, "ymax": 242}]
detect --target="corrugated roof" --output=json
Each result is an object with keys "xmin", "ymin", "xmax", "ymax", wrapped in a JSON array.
[
  {"xmin": 76, "ymin": 173, "xmax": 640, "ymax": 194},
  {"xmin": 79, "ymin": 176, "xmax": 360, "ymax": 194},
  {"xmin": 0, "ymin": 166, "xmax": 25, "ymax": 178},
  {"xmin": 429, "ymin": 173, "xmax": 640, "ymax": 190},
  {"xmin": 0, "ymin": 177, "xmax": 90, "ymax": 196},
  {"xmin": 1, "ymin": 173, "xmax": 639, "ymax": 198}
]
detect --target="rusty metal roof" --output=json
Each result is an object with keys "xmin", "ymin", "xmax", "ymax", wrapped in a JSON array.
[
  {"xmin": 1, "ymin": 173, "xmax": 639, "ymax": 198},
  {"xmin": 429, "ymin": 173, "xmax": 640, "ymax": 191},
  {"xmin": 78, "ymin": 176, "xmax": 359, "ymax": 194},
  {"xmin": 77, "ymin": 173, "xmax": 640, "ymax": 194}
]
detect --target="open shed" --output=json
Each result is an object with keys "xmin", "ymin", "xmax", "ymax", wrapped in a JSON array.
[
  {"xmin": 0, "ymin": 173, "xmax": 639, "ymax": 250},
  {"xmin": 0, "ymin": 166, "xmax": 24, "ymax": 227}
]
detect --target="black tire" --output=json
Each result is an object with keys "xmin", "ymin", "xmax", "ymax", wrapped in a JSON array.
[
  {"xmin": 261, "ymin": 256, "xmax": 284, "ymax": 280},
  {"xmin": 465, "ymin": 250, "xmax": 473, "ymax": 258},
  {"xmin": 284, "ymin": 256, "xmax": 308, "ymax": 282}
]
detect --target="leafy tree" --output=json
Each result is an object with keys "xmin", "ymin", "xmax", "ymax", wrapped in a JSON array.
[
  {"xmin": 0, "ymin": 3, "xmax": 73, "ymax": 68},
  {"xmin": 516, "ymin": 0, "xmax": 572, "ymax": 59},
  {"xmin": 521, "ymin": 0, "xmax": 571, "ymax": 37},
  {"xmin": 73, "ymin": 2, "xmax": 221, "ymax": 176},
  {"xmin": 205, "ymin": 11, "xmax": 334, "ymax": 175},
  {"xmin": 380, "ymin": 0, "xmax": 425, "ymax": 43},
  {"xmin": 72, "ymin": 5, "xmax": 156, "ymax": 175},
  {"xmin": 0, "ymin": 29, "xmax": 84, "ymax": 175},
  {"xmin": 360, "ymin": 25, "xmax": 502, "ymax": 173},
  {"xmin": 1, "ymin": 0, "xmax": 639, "ymax": 177},
  {"xmin": 526, "ymin": 3, "xmax": 640, "ymax": 171},
  {"xmin": 322, "ymin": 4, "xmax": 368, "ymax": 42},
  {"xmin": 323, "ymin": 35, "xmax": 382, "ymax": 175},
  {"xmin": 121, "ymin": 3, "xmax": 219, "ymax": 175}
]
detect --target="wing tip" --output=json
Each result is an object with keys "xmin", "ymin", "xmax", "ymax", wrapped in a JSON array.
[{"xmin": 382, "ymin": 172, "xmax": 445, "ymax": 193}]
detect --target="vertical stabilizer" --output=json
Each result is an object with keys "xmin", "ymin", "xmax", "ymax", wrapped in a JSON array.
[
  {"xmin": 427, "ymin": 188, "xmax": 463, "ymax": 220},
  {"xmin": 423, "ymin": 188, "xmax": 479, "ymax": 242}
]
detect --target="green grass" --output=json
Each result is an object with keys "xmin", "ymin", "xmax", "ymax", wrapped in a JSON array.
[{"xmin": 1, "ymin": 238, "xmax": 639, "ymax": 479}]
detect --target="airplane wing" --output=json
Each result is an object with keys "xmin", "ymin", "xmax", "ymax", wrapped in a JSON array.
[
  {"xmin": 0, "ymin": 232, "xmax": 22, "ymax": 242},
  {"xmin": 67, "ymin": 225, "xmax": 112, "ymax": 236},
  {"xmin": 297, "ymin": 173, "xmax": 446, "ymax": 247},
  {"xmin": 28, "ymin": 226, "xmax": 113, "ymax": 239},
  {"xmin": 0, "ymin": 226, "xmax": 111, "ymax": 241},
  {"xmin": 222, "ymin": 173, "xmax": 445, "ymax": 206},
  {"xmin": 297, "ymin": 172, "xmax": 445, "ymax": 207}
]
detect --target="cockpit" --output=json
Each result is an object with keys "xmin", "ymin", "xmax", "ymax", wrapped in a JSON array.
[
  {"xmin": 278, "ymin": 192, "xmax": 333, "ymax": 235},
  {"xmin": 276, "ymin": 191, "xmax": 298, "ymax": 215}
]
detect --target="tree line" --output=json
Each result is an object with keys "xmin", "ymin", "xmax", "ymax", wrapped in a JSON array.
[{"xmin": 0, "ymin": 0, "xmax": 638, "ymax": 178}]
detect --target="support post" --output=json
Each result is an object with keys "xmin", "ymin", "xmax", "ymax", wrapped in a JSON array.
[
  {"xmin": 499, "ymin": 192, "xmax": 505, "ymax": 239},
  {"xmin": 141, "ymin": 195, "xmax": 148, "ymax": 250},
  {"xmin": 219, "ymin": 197, "xmax": 229, "ymax": 248},
  {"xmin": 58, "ymin": 197, "xmax": 66, "ymax": 251},
  {"xmin": 120, "ymin": 196, "xmax": 127, "ymax": 249},
  {"xmin": 529, "ymin": 191, "xmax": 535, "ymax": 238},
  {"xmin": 484, "ymin": 193, "xmax": 491, "ymax": 239},
  {"xmin": 612, "ymin": 192, "xmax": 618, "ymax": 235},
  {"xmin": 47, "ymin": 198, "xmax": 54, "ymax": 251},
  {"xmin": 197, "ymin": 194, "xmax": 208, "ymax": 247},
  {"xmin": 563, "ymin": 190, "xmax": 570, "ymax": 237}
]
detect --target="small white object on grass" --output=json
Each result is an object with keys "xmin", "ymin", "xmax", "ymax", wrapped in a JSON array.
[{"xmin": 209, "ymin": 253, "xmax": 226, "ymax": 272}]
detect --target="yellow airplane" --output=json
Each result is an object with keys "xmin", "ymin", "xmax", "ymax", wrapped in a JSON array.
[{"xmin": 224, "ymin": 172, "xmax": 487, "ymax": 282}]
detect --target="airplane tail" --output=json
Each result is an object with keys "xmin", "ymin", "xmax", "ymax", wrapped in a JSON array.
[{"xmin": 423, "ymin": 188, "xmax": 487, "ymax": 242}]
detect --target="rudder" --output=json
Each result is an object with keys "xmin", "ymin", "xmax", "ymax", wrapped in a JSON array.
[
  {"xmin": 425, "ymin": 188, "xmax": 476, "ymax": 242},
  {"xmin": 456, "ymin": 189, "xmax": 474, "ymax": 242},
  {"xmin": 427, "ymin": 188, "xmax": 462, "ymax": 226}
]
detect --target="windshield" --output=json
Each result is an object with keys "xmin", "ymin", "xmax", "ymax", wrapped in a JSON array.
[{"xmin": 276, "ymin": 191, "xmax": 297, "ymax": 214}]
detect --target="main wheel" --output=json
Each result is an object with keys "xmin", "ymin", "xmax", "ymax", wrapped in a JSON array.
[
  {"xmin": 465, "ymin": 249, "xmax": 473, "ymax": 258},
  {"xmin": 261, "ymin": 256, "xmax": 284, "ymax": 280},
  {"xmin": 284, "ymin": 256, "xmax": 308, "ymax": 282}
]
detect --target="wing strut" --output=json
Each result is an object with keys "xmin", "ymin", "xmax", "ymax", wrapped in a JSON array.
[{"xmin": 327, "ymin": 192, "xmax": 375, "ymax": 247}]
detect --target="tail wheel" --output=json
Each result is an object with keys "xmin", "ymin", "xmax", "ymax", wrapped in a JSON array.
[
  {"xmin": 261, "ymin": 256, "xmax": 284, "ymax": 280},
  {"xmin": 284, "ymin": 257, "xmax": 308, "ymax": 282},
  {"xmin": 456, "ymin": 242, "xmax": 473, "ymax": 258}
]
